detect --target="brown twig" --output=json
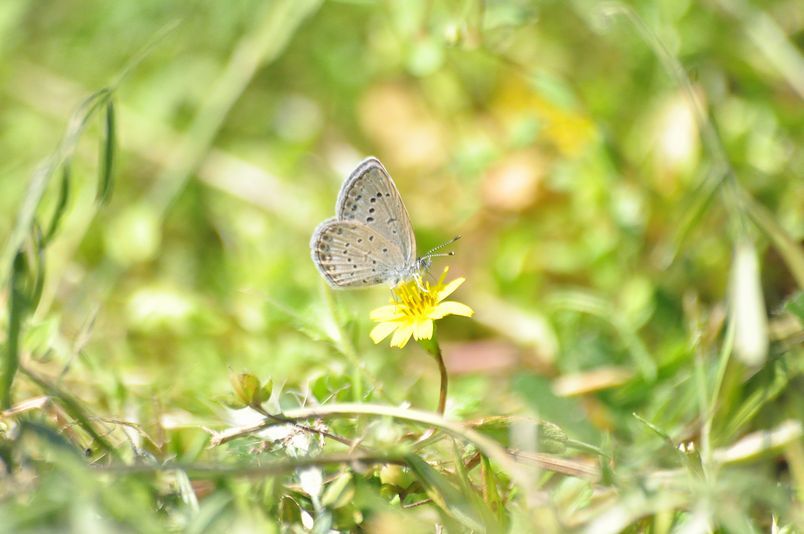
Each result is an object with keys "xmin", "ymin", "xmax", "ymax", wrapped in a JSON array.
[{"xmin": 93, "ymin": 453, "xmax": 406, "ymax": 478}]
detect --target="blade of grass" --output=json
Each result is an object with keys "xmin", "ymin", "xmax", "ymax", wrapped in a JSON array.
[
  {"xmin": 718, "ymin": 357, "xmax": 798, "ymax": 441},
  {"xmin": 632, "ymin": 412, "xmax": 674, "ymax": 446},
  {"xmin": 2, "ymin": 252, "xmax": 28, "ymax": 409},
  {"xmin": 599, "ymin": 2, "xmax": 752, "ymax": 250},
  {"xmin": 1, "ymin": 23, "xmax": 179, "ymax": 287},
  {"xmin": 714, "ymin": 0, "xmax": 804, "ymax": 99},
  {"xmin": 451, "ymin": 441, "xmax": 501, "ymax": 531},
  {"xmin": 481, "ymin": 454, "xmax": 506, "ymax": 525},
  {"xmin": 52, "ymin": 0, "xmax": 325, "ymax": 375},
  {"xmin": 740, "ymin": 189, "xmax": 804, "ymax": 289},
  {"xmin": 18, "ymin": 420, "xmax": 84, "ymax": 457},
  {"xmin": 28, "ymin": 223, "xmax": 46, "ymax": 313},
  {"xmin": 20, "ymin": 365, "xmax": 120, "ymax": 460},
  {"xmin": 97, "ymin": 99, "xmax": 115, "ymax": 204},
  {"xmin": 320, "ymin": 281, "xmax": 363, "ymax": 403},
  {"xmin": 547, "ymin": 290, "xmax": 657, "ymax": 381},
  {"xmin": 405, "ymin": 453, "xmax": 483, "ymax": 531},
  {"xmin": 145, "ymin": 0, "xmax": 323, "ymax": 216},
  {"xmin": 43, "ymin": 162, "xmax": 71, "ymax": 244},
  {"xmin": 661, "ymin": 164, "xmax": 723, "ymax": 268},
  {"xmin": 0, "ymin": 87, "xmax": 111, "ymax": 289},
  {"xmin": 1, "ymin": 162, "xmax": 53, "ymax": 290}
]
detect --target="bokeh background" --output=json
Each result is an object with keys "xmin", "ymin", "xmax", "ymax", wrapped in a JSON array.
[{"xmin": 1, "ymin": 0, "xmax": 802, "ymax": 530}]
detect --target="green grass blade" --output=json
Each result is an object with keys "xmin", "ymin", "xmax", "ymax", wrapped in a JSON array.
[
  {"xmin": 741, "ymin": 189, "xmax": 804, "ymax": 289},
  {"xmin": 43, "ymin": 162, "xmax": 72, "ymax": 244},
  {"xmin": 21, "ymin": 366, "xmax": 120, "ymax": 459},
  {"xmin": 29, "ymin": 222, "xmax": 46, "ymax": 312},
  {"xmin": 548, "ymin": 290, "xmax": 657, "ymax": 380},
  {"xmin": 2, "ymin": 252, "xmax": 28, "ymax": 409},
  {"xmin": 451, "ymin": 441, "xmax": 501, "ymax": 531},
  {"xmin": 0, "ymin": 87, "xmax": 110, "ymax": 288},
  {"xmin": 97, "ymin": 99, "xmax": 116, "ymax": 204},
  {"xmin": 0, "ymin": 162, "xmax": 54, "ymax": 290},
  {"xmin": 405, "ymin": 453, "xmax": 484, "ymax": 531}
]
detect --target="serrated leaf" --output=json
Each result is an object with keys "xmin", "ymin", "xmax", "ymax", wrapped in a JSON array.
[{"xmin": 538, "ymin": 421, "xmax": 568, "ymax": 454}]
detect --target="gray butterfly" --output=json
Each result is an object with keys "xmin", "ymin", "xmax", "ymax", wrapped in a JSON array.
[{"xmin": 310, "ymin": 157, "xmax": 455, "ymax": 288}]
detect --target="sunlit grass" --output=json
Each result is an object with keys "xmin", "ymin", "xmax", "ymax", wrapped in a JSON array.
[{"xmin": 0, "ymin": 0, "xmax": 802, "ymax": 531}]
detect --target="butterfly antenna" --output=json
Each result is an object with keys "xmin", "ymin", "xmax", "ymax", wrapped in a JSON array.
[{"xmin": 423, "ymin": 235, "xmax": 461, "ymax": 258}]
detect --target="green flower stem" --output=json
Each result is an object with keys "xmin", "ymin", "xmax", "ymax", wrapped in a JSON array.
[{"xmin": 417, "ymin": 331, "xmax": 447, "ymax": 416}]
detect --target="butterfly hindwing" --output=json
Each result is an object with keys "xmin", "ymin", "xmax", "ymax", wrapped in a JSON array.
[{"xmin": 310, "ymin": 218, "xmax": 407, "ymax": 288}]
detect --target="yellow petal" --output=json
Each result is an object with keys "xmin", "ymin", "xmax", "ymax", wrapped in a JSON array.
[
  {"xmin": 436, "ymin": 267, "xmax": 450, "ymax": 285},
  {"xmin": 370, "ymin": 322, "xmax": 398, "ymax": 344},
  {"xmin": 390, "ymin": 324, "xmax": 414, "ymax": 348},
  {"xmin": 412, "ymin": 319, "xmax": 434, "ymax": 340},
  {"xmin": 430, "ymin": 301, "xmax": 474, "ymax": 319},
  {"xmin": 437, "ymin": 277, "xmax": 465, "ymax": 301},
  {"xmin": 370, "ymin": 305, "xmax": 402, "ymax": 322}
]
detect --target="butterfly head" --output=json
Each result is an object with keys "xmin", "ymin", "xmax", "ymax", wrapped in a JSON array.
[{"xmin": 406, "ymin": 235, "xmax": 461, "ymax": 284}]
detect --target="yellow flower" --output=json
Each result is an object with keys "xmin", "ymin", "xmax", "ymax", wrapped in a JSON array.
[{"xmin": 369, "ymin": 268, "xmax": 474, "ymax": 348}]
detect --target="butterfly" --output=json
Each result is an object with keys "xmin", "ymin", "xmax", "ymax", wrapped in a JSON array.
[{"xmin": 310, "ymin": 157, "xmax": 456, "ymax": 288}]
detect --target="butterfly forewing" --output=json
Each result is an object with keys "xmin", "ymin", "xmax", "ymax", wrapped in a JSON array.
[
  {"xmin": 335, "ymin": 158, "xmax": 416, "ymax": 266},
  {"xmin": 310, "ymin": 218, "xmax": 407, "ymax": 288}
]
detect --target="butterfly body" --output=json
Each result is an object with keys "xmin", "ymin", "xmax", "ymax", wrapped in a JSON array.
[{"xmin": 310, "ymin": 157, "xmax": 423, "ymax": 288}]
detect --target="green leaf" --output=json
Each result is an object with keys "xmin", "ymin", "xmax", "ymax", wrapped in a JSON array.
[
  {"xmin": 230, "ymin": 372, "xmax": 261, "ymax": 406},
  {"xmin": 257, "ymin": 377, "xmax": 273, "ymax": 404},
  {"xmin": 321, "ymin": 472, "xmax": 354, "ymax": 509},
  {"xmin": 218, "ymin": 393, "xmax": 247, "ymax": 410},
  {"xmin": 379, "ymin": 464, "xmax": 415, "ymax": 489},
  {"xmin": 278, "ymin": 495, "xmax": 302, "ymax": 524}
]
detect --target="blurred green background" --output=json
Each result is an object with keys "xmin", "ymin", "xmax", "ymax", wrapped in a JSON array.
[{"xmin": 1, "ymin": 0, "xmax": 802, "ymax": 531}]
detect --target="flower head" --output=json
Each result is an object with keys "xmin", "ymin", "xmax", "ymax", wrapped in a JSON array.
[{"xmin": 369, "ymin": 268, "xmax": 474, "ymax": 348}]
